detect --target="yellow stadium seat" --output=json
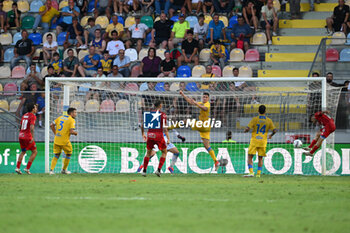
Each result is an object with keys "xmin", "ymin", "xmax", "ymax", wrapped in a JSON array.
[
  {"xmin": 0, "ymin": 33, "xmax": 13, "ymax": 45},
  {"xmin": 192, "ymin": 65, "xmax": 206, "ymax": 77},
  {"xmin": 18, "ymin": 0, "xmax": 30, "ymax": 12},
  {"xmin": 63, "ymin": 49, "xmax": 77, "ymax": 60},
  {"xmin": 156, "ymin": 48, "xmax": 166, "ymax": 60},
  {"xmin": 204, "ymin": 15, "xmax": 212, "ymax": 24},
  {"xmin": 115, "ymin": 99, "xmax": 130, "ymax": 113},
  {"xmin": 85, "ymin": 99, "xmax": 100, "ymax": 112},
  {"xmin": 265, "ymin": 53, "xmax": 315, "ymax": 62},
  {"xmin": 287, "ymin": 104, "xmax": 307, "ymax": 114},
  {"xmin": 125, "ymin": 16, "xmax": 136, "ymax": 28},
  {"xmin": 169, "ymin": 82, "xmax": 179, "ymax": 91},
  {"xmin": 251, "ymin": 32, "xmax": 267, "ymax": 45},
  {"xmin": 199, "ymin": 48, "xmax": 210, "ymax": 62},
  {"xmin": 78, "ymin": 50, "xmax": 89, "ymax": 61},
  {"xmin": 272, "ymin": 36, "xmax": 329, "ymax": 45},
  {"xmin": 70, "ymin": 100, "xmax": 85, "ymax": 112},
  {"xmin": 238, "ymin": 66, "xmax": 253, "ymax": 77},
  {"xmin": 258, "ymin": 70, "xmax": 309, "ymax": 77},
  {"xmin": 222, "ymin": 65, "xmax": 235, "ymax": 77},
  {"xmin": 0, "ymin": 83, "xmax": 3, "ymax": 92},
  {"xmin": 229, "ymin": 48, "xmax": 244, "ymax": 62},
  {"xmin": 41, "ymin": 66, "xmax": 48, "ymax": 77},
  {"xmin": 219, "ymin": 16, "xmax": 228, "ymax": 27},
  {"xmin": 279, "ymin": 20, "xmax": 326, "ymax": 29},
  {"xmin": 96, "ymin": 16, "xmax": 109, "ymax": 29},
  {"xmin": 42, "ymin": 32, "xmax": 57, "ymax": 44},
  {"xmin": 273, "ymin": 0, "xmax": 281, "ymax": 11},
  {"xmin": 0, "ymin": 100, "xmax": 9, "ymax": 112},
  {"xmin": 81, "ymin": 16, "xmax": 92, "ymax": 27},
  {"xmin": 0, "ymin": 66, "xmax": 11, "ymax": 79},
  {"xmin": 331, "ymin": 32, "xmax": 346, "ymax": 45},
  {"xmin": 138, "ymin": 48, "xmax": 148, "ymax": 61},
  {"xmin": 3, "ymin": 0, "xmax": 13, "ymax": 12},
  {"xmin": 59, "ymin": 0, "xmax": 68, "ymax": 10},
  {"xmin": 9, "ymin": 100, "xmax": 20, "ymax": 112}
]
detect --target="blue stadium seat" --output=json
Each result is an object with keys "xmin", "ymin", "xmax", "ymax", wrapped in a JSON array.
[
  {"xmin": 50, "ymin": 17, "xmax": 63, "ymax": 29},
  {"xmin": 4, "ymin": 47, "xmax": 14, "ymax": 62},
  {"xmin": 88, "ymin": 0, "xmax": 99, "ymax": 13},
  {"xmin": 139, "ymin": 82, "xmax": 148, "ymax": 91},
  {"xmin": 144, "ymin": 32, "xmax": 152, "ymax": 46},
  {"xmin": 118, "ymin": 16, "xmax": 124, "ymax": 26},
  {"xmin": 155, "ymin": 82, "xmax": 165, "ymax": 92},
  {"xmin": 57, "ymin": 32, "xmax": 67, "ymax": 46},
  {"xmin": 339, "ymin": 48, "xmax": 350, "ymax": 61},
  {"xmin": 29, "ymin": 0, "xmax": 43, "ymax": 13},
  {"xmin": 12, "ymin": 32, "xmax": 22, "ymax": 45},
  {"xmin": 345, "ymin": 33, "xmax": 350, "ymax": 45},
  {"xmin": 28, "ymin": 32, "xmax": 42, "ymax": 45},
  {"xmin": 185, "ymin": 16, "xmax": 198, "ymax": 28},
  {"xmin": 228, "ymin": 15, "xmax": 238, "ymax": 29},
  {"xmin": 170, "ymin": 16, "xmax": 179, "ymax": 23},
  {"xmin": 177, "ymin": 65, "xmax": 191, "ymax": 77},
  {"xmin": 186, "ymin": 82, "xmax": 199, "ymax": 92}
]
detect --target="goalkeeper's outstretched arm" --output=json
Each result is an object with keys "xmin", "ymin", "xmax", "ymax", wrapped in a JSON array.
[{"xmin": 179, "ymin": 90, "xmax": 208, "ymax": 111}]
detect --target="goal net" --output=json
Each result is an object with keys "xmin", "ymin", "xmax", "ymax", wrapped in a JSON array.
[{"xmin": 45, "ymin": 77, "xmax": 342, "ymax": 175}]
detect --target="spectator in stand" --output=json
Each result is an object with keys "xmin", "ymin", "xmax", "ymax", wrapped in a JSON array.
[
  {"xmin": 209, "ymin": 40, "xmax": 226, "ymax": 69},
  {"xmin": 0, "ymin": 43, "xmax": 3, "ymax": 62},
  {"xmin": 63, "ymin": 48, "xmax": 79, "ymax": 77},
  {"xmin": 94, "ymin": 0, "xmax": 113, "ymax": 20},
  {"xmin": 78, "ymin": 45, "xmax": 101, "ymax": 77},
  {"xmin": 230, "ymin": 15, "xmax": 252, "ymax": 51},
  {"xmin": 99, "ymin": 51, "xmax": 113, "ymax": 75},
  {"xmin": 169, "ymin": 13, "xmax": 190, "ymax": 49},
  {"xmin": 140, "ymin": 0, "xmax": 156, "ymax": 15},
  {"xmin": 169, "ymin": 0, "xmax": 187, "ymax": 18},
  {"xmin": 90, "ymin": 29, "xmax": 106, "ymax": 55},
  {"xmin": 232, "ymin": 67, "xmax": 248, "ymax": 90},
  {"xmin": 260, "ymin": 0, "xmax": 278, "ymax": 45},
  {"xmin": 43, "ymin": 33, "xmax": 58, "ymax": 65},
  {"xmin": 76, "ymin": 0, "xmax": 88, "ymax": 16},
  {"xmin": 212, "ymin": 0, "xmax": 235, "ymax": 15},
  {"xmin": 125, "ymin": 15, "xmax": 150, "ymax": 53},
  {"xmin": 155, "ymin": 0, "xmax": 171, "ymax": 16},
  {"xmin": 86, "ymin": 67, "xmax": 106, "ymax": 101},
  {"xmin": 64, "ymin": 17, "xmax": 85, "ymax": 49},
  {"xmin": 158, "ymin": 51, "xmax": 176, "ymax": 77},
  {"xmin": 0, "ymin": 2, "xmax": 7, "ymax": 33},
  {"xmin": 207, "ymin": 13, "xmax": 227, "ymax": 45},
  {"xmin": 44, "ymin": 65, "xmax": 58, "ymax": 79},
  {"xmin": 194, "ymin": 14, "xmax": 208, "ymax": 50},
  {"xmin": 150, "ymin": 12, "xmax": 174, "ymax": 49},
  {"xmin": 16, "ymin": 84, "xmax": 40, "ymax": 117},
  {"xmin": 326, "ymin": 72, "xmax": 343, "ymax": 87},
  {"xmin": 113, "ymin": 49, "xmax": 131, "ymax": 77},
  {"xmin": 202, "ymin": 0, "xmax": 214, "ymax": 15},
  {"xmin": 50, "ymin": 52, "xmax": 63, "ymax": 75},
  {"xmin": 118, "ymin": 0, "xmax": 141, "ymax": 16},
  {"xmin": 254, "ymin": 0, "xmax": 266, "ymax": 20},
  {"xmin": 326, "ymin": 0, "xmax": 349, "ymax": 35},
  {"xmin": 33, "ymin": 0, "xmax": 59, "ymax": 34},
  {"xmin": 56, "ymin": 0, "xmax": 80, "ymax": 35},
  {"xmin": 177, "ymin": 30, "xmax": 199, "ymax": 67},
  {"xmin": 243, "ymin": 1, "xmax": 258, "ymax": 31},
  {"xmin": 140, "ymin": 48, "xmax": 162, "ymax": 77},
  {"xmin": 290, "ymin": 0, "xmax": 301, "ymax": 19},
  {"xmin": 83, "ymin": 18, "xmax": 101, "ymax": 49},
  {"xmin": 11, "ymin": 30, "xmax": 34, "ymax": 69},
  {"xmin": 106, "ymin": 30, "xmax": 125, "ymax": 58},
  {"xmin": 200, "ymin": 65, "xmax": 215, "ymax": 90},
  {"xmin": 107, "ymin": 65, "xmax": 123, "ymax": 92},
  {"xmin": 105, "ymin": 15, "xmax": 124, "ymax": 39},
  {"xmin": 21, "ymin": 64, "xmax": 44, "ymax": 92},
  {"xmin": 7, "ymin": 2, "xmax": 21, "ymax": 31}
]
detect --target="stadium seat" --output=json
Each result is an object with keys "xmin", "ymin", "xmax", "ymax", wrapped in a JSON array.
[
  {"xmin": 177, "ymin": 65, "xmax": 191, "ymax": 77},
  {"xmin": 339, "ymin": 48, "xmax": 350, "ymax": 62},
  {"xmin": 156, "ymin": 48, "xmax": 166, "ymax": 60},
  {"xmin": 100, "ymin": 99, "xmax": 115, "ymax": 112},
  {"xmin": 154, "ymin": 16, "xmax": 160, "ymax": 23},
  {"xmin": 18, "ymin": 0, "xmax": 30, "ymax": 12},
  {"xmin": 345, "ymin": 33, "xmax": 350, "ymax": 45},
  {"xmin": 199, "ymin": 49, "xmax": 210, "ymax": 62},
  {"xmin": 11, "ymin": 66, "xmax": 26, "ymax": 79},
  {"xmin": 42, "ymin": 32, "xmax": 57, "ymax": 44},
  {"xmin": 219, "ymin": 16, "xmax": 228, "ymax": 27},
  {"xmin": 186, "ymin": 16, "xmax": 198, "ymax": 28},
  {"xmin": 170, "ymin": 16, "xmax": 179, "ymax": 22},
  {"xmin": 0, "ymin": 66, "xmax": 11, "ymax": 78},
  {"xmin": 141, "ymin": 15, "xmax": 153, "ymax": 28},
  {"xmin": 211, "ymin": 65, "xmax": 222, "ymax": 77},
  {"xmin": 81, "ymin": 16, "xmax": 92, "ymax": 27},
  {"xmin": 41, "ymin": 66, "xmax": 48, "ymax": 77},
  {"xmin": 2, "ymin": 0, "xmax": 13, "ymax": 12},
  {"xmin": 28, "ymin": 32, "xmax": 42, "ymax": 45},
  {"xmin": 125, "ymin": 16, "xmax": 136, "ymax": 28},
  {"xmin": 9, "ymin": 100, "xmax": 20, "ymax": 112},
  {"xmin": 78, "ymin": 49, "xmax": 88, "ymax": 61},
  {"xmin": 273, "ymin": 0, "xmax": 281, "ymax": 11},
  {"xmin": 0, "ymin": 83, "xmax": 2, "ymax": 92},
  {"xmin": 228, "ymin": 16, "xmax": 238, "ymax": 29},
  {"xmin": 186, "ymin": 82, "xmax": 199, "ymax": 92},
  {"xmin": 288, "ymin": 104, "xmax": 307, "ymax": 114},
  {"xmin": 85, "ymin": 99, "xmax": 100, "ymax": 112},
  {"xmin": 78, "ymin": 83, "xmax": 91, "ymax": 95},
  {"xmin": 204, "ymin": 15, "xmax": 212, "ymax": 24},
  {"xmin": 70, "ymin": 100, "xmax": 84, "ymax": 112},
  {"xmin": 251, "ymin": 32, "xmax": 267, "ymax": 45},
  {"xmin": 229, "ymin": 48, "xmax": 244, "ymax": 62},
  {"xmin": 117, "ymin": 16, "xmax": 125, "ymax": 26},
  {"xmin": 4, "ymin": 47, "xmax": 14, "ymax": 62},
  {"xmin": 245, "ymin": 49, "xmax": 260, "ymax": 61},
  {"xmin": 26, "ymin": 65, "xmax": 40, "ymax": 74},
  {"xmin": 125, "ymin": 83, "xmax": 139, "ymax": 92},
  {"xmin": 29, "ymin": 0, "xmax": 43, "ymax": 12},
  {"xmin": 125, "ymin": 48, "xmax": 138, "ymax": 62},
  {"xmin": 12, "ymin": 32, "xmax": 22, "ymax": 45},
  {"xmin": 96, "ymin": 16, "xmax": 109, "ymax": 29},
  {"xmin": 155, "ymin": 82, "xmax": 165, "ymax": 92},
  {"xmin": 3, "ymin": 83, "xmax": 17, "ymax": 95},
  {"xmin": 192, "ymin": 65, "xmax": 206, "ymax": 77},
  {"xmin": 51, "ymin": 0, "xmax": 59, "ymax": 10},
  {"xmin": 115, "ymin": 99, "xmax": 130, "ymax": 113},
  {"xmin": 169, "ymin": 82, "xmax": 179, "ymax": 91},
  {"xmin": 87, "ymin": 0, "xmax": 98, "ymax": 12},
  {"xmin": 144, "ymin": 32, "xmax": 152, "ymax": 46},
  {"xmin": 331, "ymin": 31, "xmax": 346, "ymax": 45},
  {"xmin": 0, "ymin": 100, "xmax": 9, "ymax": 111},
  {"xmin": 21, "ymin": 15, "xmax": 35, "ymax": 29},
  {"xmin": 64, "ymin": 48, "xmax": 78, "ymax": 60},
  {"xmin": 32, "ymin": 48, "xmax": 42, "ymax": 60},
  {"xmin": 0, "ymin": 33, "xmax": 12, "ymax": 45},
  {"xmin": 326, "ymin": 48, "xmax": 339, "ymax": 62},
  {"xmin": 222, "ymin": 65, "xmax": 235, "ymax": 77},
  {"xmin": 130, "ymin": 65, "xmax": 141, "ymax": 77},
  {"xmin": 50, "ymin": 16, "xmax": 62, "ymax": 29},
  {"xmin": 239, "ymin": 66, "xmax": 253, "ymax": 77},
  {"xmin": 139, "ymin": 82, "xmax": 148, "ymax": 91},
  {"xmin": 138, "ymin": 48, "xmax": 148, "ymax": 61},
  {"xmin": 57, "ymin": 32, "xmax": 67, "ymax": 46}
]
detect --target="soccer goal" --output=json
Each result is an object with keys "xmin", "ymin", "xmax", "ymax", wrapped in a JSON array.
[{"xmin": 45, "ymin": 77, "xmax": 342, "ymax": 175}]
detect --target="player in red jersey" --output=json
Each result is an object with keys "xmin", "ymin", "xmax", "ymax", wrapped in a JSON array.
[
  {"xmin": 141, "ymin": 100, "xmax": 170, "ymax": 177},
  {"xmin": 16, "ymin": 103, "xmax": 38, "ymax": 174},
  {"xmin": 303, "ymin": 111, "xmax": 336, "ymax": 156}
]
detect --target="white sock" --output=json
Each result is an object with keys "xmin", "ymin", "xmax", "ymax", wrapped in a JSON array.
[
  {"xmin": 170, "ymin": 153, "xmax": 179, "ymax": 167},
  {"xmin": 173, "ymin": 130, "xmax": 180, "ymax": 137}
]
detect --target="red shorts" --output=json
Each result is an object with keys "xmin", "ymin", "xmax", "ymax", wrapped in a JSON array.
[
  {"xmin": 320, "ymin": 122, "xmax": 336, "ymax": 139},
  {"xmin": 146, "ymin": 132, "xmax": 166, "ymax": 150},
  {"xmin": 19, "ymin": 138, "xmax": 36, "ymax": 152}
]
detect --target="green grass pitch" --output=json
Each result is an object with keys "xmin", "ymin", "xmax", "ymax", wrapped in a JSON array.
[{"xmin": 0, "ymin": 174, "xmax": 349, "ymax": 233}]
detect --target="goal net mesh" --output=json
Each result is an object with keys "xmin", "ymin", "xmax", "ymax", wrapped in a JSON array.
[{"xmin": 46, "ymin": 78, "xmax": 342, "ymax": 175}]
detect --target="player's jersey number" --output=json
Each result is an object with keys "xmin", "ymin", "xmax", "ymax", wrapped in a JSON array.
[
  {"xmin": 21, "ymin": 120, "xmax": 28, "ymax": 130},
  {"xmin": 58, "ymin": 120, "xmax": 64, "ymax": 131},
  {"xmin": 256, "ymin": 124, "xmax": 266, "ymax": 134}
]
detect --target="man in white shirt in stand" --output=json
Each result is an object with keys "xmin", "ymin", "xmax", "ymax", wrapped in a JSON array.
[
  {"xmin": 125, "ymin": 15, "xmax": 151, "ymax": 53},
  {"xmin": 106, "ymin": 30, "xmax": 125, "ymax": 59}
]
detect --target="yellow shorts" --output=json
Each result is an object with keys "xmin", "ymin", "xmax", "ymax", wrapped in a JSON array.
[
  {"xmin": 53, "ymin": 142, "xmax": 73, "ymax": 155},
  {"xmin": 248, "ymin": 145, "xmax": 266, "ymax": 157},
  {"xmin": 191, "ymin": 121, "xmax": 211, "ymax": 140}
]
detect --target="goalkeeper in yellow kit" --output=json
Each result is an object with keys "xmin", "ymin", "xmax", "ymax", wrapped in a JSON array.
[
  {"xmin": 49, "ymin": 108, "xmax": 78, "ymax": 175},
  {"xmin": 244, "ymin": 105, "xmax": 276, "ymax": 177}
]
